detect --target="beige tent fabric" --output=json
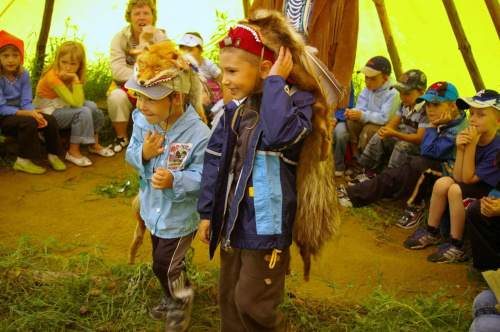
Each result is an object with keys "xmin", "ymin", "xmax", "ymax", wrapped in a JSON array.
[{"xmin": 250, "ymin": 0, "xmax": 359, "ymax": 108}]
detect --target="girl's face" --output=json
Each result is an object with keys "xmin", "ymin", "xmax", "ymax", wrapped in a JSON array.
[
  {"xmin": 0, "ymin": 47, "xmax": 21, "ymax": 75},
  {"xmin": 131, "ymin": 5, "xmax": 153, "ymax": 34},
  {"xmin": 59, "ymin": 53, "xmax": 80, "ymax": 74}
]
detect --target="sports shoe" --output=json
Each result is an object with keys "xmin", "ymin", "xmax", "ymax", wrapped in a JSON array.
[
  {"xmin": 108, "ymin": 137, "xmax": 129, "ymax": 153},
  {"xmin": 396, "ymin": 201, "xmax": 425, "ymax": 229},
  {"xmin": 347, "ymin": 173, "xmax": 374, "ymax": 187},
  {"xmin": 334, "ymin": 169, "xmax": 344, "ymax": 177},
  {"xmin": 427, "ymin": 241, "xmax": 467, "ymax": 263},
  {"xmin": 165, "ymin": 289, "xmax": 194, "ymax": 332},
  {"xmin": 150, "ymin": 296, "xmax": 174, "ymax": 321},
  {"xmin": 13, "ymin": 160, "xmax": 46, "ymax": 174},
  {"xmin": 403, "ymin": 228, "xmax": 441, "ymax": 249},
  {"xmin": 337, "ymin": 184, "xmax": 353, "ymax": 207},
  {"xmin": 344, "ymin": 159, "xmax": 362, "ymax": 176}
]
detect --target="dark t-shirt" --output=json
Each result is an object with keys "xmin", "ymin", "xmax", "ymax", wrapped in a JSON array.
[{"xmin": 475, "ymin": 134, "xmax": 500, "ymax": 187}]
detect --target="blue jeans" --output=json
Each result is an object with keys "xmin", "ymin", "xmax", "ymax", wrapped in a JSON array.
[
  {"xmin": 470, "ymin": 289, "xmax": 500, "ymax": 332},
  {"xmin": 52, "ymin": 101, "xmax": 104, "ymax": 145},
  {"xmin": 333, "ymin": 121, "xmax": 348, "ymax": 171}
]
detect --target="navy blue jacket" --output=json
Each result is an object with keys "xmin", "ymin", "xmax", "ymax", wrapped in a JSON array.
[{"xmin": 197, "ymin": 76, "xmax": 315, "ymax": 259}]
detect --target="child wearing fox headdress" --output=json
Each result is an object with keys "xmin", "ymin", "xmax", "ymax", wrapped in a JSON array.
[
  {"xmin": 125, "ymin": 41, "xmax": 211, "ymax": 331},
  {"xmin": 196, "ymin": 10, "xmax": 339, "ymax": 327}
]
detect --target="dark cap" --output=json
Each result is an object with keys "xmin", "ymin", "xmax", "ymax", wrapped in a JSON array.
[
  {"xmin": 391, "ymin": 69, "xmax": 427, "ymax": 93},
  {"xmin": 357, "ymin": 56, "xmax": 392, "ymax": 77},
  {"xmin": 456, "ymin": 89, "xmax": 500, "ymax": 112},
  {"xmin": 416, "ymin": 81, "xmax": 458, "ymax": 104}
]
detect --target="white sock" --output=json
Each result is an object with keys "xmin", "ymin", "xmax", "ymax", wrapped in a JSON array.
[
  {"xmin": 16, "ymin": 157, "xmax": 30, "ymax": 166},
  {"xmin": 48, "ymin": 153, "xmax": 58, "ymax": 163}
]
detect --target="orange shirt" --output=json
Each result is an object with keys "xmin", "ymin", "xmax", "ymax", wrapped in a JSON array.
[{"xmin": 36, "ymin": 69, "xmax": 69, "ymax": 99}]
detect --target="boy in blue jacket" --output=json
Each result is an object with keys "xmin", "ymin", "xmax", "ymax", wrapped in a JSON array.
[
  {"xmin": 125, "ymin": 47, "xmax": 211, "ymax": 332},
  {"xmin": 338, "ymin": 82, "xmax": 468, "ymax": 229},
  {"xmin": 197, "ymin": 24, "xmax": 314, "ymax": 331}
]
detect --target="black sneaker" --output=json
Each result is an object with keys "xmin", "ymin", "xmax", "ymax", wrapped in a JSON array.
[
  {"xmin": 108, "ymin": 137, "xmax": 129, "ymax": 153},
  {"xmin": 150, "ymin": 296, "xmax": 174, "ymax": 321},
  {"xmin": 403, "ymin": 228, "xmax": 441, "ymax": 249},
  {"xmin": 427, "ymin": 241, "xmax": 467, "ymax": 263},
  {"xmin": 396, "ymin": 202, "xmax": 425, "ymax": 229},
  {"xmin": 347, "ymin": 173, "xmax": 374, "ymax": 187},
  {"xmin": 344, "ymin": 159, "xmax": 363, "ymax": 177},
  {"xmin": 165, "ymin": 289, "xmax": 194, "ymax": 332}
]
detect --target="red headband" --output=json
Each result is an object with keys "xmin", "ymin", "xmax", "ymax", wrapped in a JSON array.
[{"xmin": 219, "ymin": 25, "xmax": 275, "ymax": 63}]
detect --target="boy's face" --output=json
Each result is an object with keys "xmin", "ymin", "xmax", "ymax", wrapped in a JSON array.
[
  {"xmin": 0, "ymin": 47, "xmax": 21, "ymax": 75},
  {"xmin": 136, "ymin": 92, "xmax": 172, "ymax": 125},
  {"xmin": 219, "ymin": 51, "xmax": 262, "ymax": 100},
  {"xmin": 400, "ymin": 89, "xmax": 424, "ymax": 107},
  {"xmin": 468, "ymin": 106, "xmax": 500, "ymax": 134},
  {"xmin": 59, "ymin": 53, "xmax": 80, "ymax": 75},
  {"xmin": 179, "ymin": 46, "xmax": 202, "ymax": 60},
  {"xmin": 364, "ymin": 73, "xmax": 387, "ymax": 91},
  {"xmin": 425, "ymin": 100, "xmax": 454, "ymax": 122}
]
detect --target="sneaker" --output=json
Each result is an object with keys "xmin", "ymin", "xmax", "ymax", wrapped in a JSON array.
[
  {"xmin": 165, "ymin": 289, "xmax": 194, "ymax": 332},
  {"xmin": 13, "ymin": 160, "xmax": 46, "ymax": 174},
  {"xmin": 427, "ymin": 241, "xmax": 467, "ymax": 263},
  {"xmin": 403, "ymin": 228, "xmax": 441, "ymax": 250},
  {"xmin": 334, "ymin": 169, "xmax": 344, "ymax": 177},
  {"xmin": 108, "ymin": 137, "xmax": 129, "ymax": 153},
  {"xmin": 344, "ymin": 159, "xmax": 362, "ymax": 176},
  {"xmin": 396, "ymin": 202, "xmax": 425, "ymax": 229},
  {"xmin": 150, "ymin": 296, "xmax": 174, "ymax": 321},
  {"xmin": 336, "ymin": 184, "xmax": 353, "ymax": 207},
  {"xmin": 347, "ymin": 173, "xmax": 373, "ymax": 186}
]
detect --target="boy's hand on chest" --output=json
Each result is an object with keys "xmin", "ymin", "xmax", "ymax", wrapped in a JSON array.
[{"xmin": 142, "ymin": 129, "xmax": 165, "ymax": 162}]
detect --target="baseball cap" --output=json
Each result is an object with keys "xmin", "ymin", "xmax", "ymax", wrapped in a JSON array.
[
  {"xmin": 357, "ymin": 56, "xmax": 391, "ymax": 77},
  {"xmin": 456, "ymin": 89, "xmax": 500, "ymax": 112},
  {"xmin": 0, "ymin": 30, "xmax": 24, "ymax": 64},
  {"xmin": 391, "ymin": 69, "xmax": 427, "ymax": 93},
  {"xmin": 219, "ymin": 24, "xmax": 275, "ymax": 63},
  {"xmin": 179, "ymin": 33, "xmax": 203, "ymax": 48},
  {"xmin": 416, "ymin": 82, "xmax": 458, "ymax": 104}
]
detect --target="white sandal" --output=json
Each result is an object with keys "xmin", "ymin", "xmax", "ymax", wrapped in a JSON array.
[
  {"xmin": 65, "ymin": 152, "xmax": 92, "ymax": 167},
  {"xmin": 88, "ymin": 147, "xmax": 115, "ymax": 157}
]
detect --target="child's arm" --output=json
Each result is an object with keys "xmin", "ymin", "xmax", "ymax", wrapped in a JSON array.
[
  {"xmin": 359, "ymin": 90, "xmax": 399, "ymax": 125},
  {"xmin": 199, "ymin": 219, "xmax": 210, "ymax": 244},
  {"xmin": 46, "ymin": 70, "xmax": 84, "ymax": 107},
  {"xmin": 481, "ymin": 196, "xmax": 500, "ymax": 218},
  {"xmin": 454, "ymin": 127, "xmax": 481, "ymax": 183},
  {"xmin": 344, "ymin": 88, "xmax": 369, "ymax": 121},
  {"xmin": 379, "ymin": 126, "xmax": 426, "ymax": 145},
  {"xmin": 419, "ymin": 111, "xmax": 458, "ymax": 160}
]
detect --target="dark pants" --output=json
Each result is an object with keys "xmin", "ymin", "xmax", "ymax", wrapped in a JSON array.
[
  {"xmin": 150, "ymin": 231, "xmax": 195, "ymax": 299},
  {"xmin": 467, "ymin": 200, "xmax": 500, "ymax": 271},
  {"xmin": 0, "ymin": 113, "xmax": 64, "ymax": 159},
  {"xmin": 219, "ymin": 247, "xmax": 289, "ymax": 332},
  {"xmin": 347, "ymin": 156, "xmax": 442, "ymax": 207}
]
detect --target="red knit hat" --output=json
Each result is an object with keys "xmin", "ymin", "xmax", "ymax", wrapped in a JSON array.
[
  {"xmin": 219, "ymin": 24, "xmax": 275, "ymax": 63},
  {"xmin": 0, "ymin": 30, "xmax": 24, "ymax": 64}
]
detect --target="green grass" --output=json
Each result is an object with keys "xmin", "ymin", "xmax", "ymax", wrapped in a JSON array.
[
  {"xmin": 0, "ymin": 235, "xmax": 475, "ymax": 331},
  {"xmin": 94, "ymin": 170, "xmax": 140, "ymax": 199}
]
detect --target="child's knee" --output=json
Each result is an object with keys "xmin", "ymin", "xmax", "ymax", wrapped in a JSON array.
[{"xmin": 448, "ymin": 183, "xmax": 463, "ymax": 200}]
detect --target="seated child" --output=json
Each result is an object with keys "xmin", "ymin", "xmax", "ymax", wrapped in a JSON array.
[
  {"xmin": 34, "ymin": 41, "xmax": 114, "ymax": 167},
  {"xmin": 338, "ymin": 82, "xmax": 468, "ymax": 229},
  {"xmin": 178, "ymin": 32, "xmax": 223, "ymax": 123},
  {"xmin": 403, "ymin": 89, "xmax": 500, "ymax": 263},
  {"xmin": 125, "ymin": 43, "xmax": 211, "ymax": 331},
  {"xmin": 348, "ymin": 69, "xmax": 429, "ymax": 185},
  {"xmin": 342, "ymin": 55, "xmax": 400, "ymax": 180},
  {"xmin": 332, "ymin": 81, "xmax": 354, "ymax": 177},
  {"xmin": 0, "ymin": 30, "xmax": 66, "ymax": 174}
]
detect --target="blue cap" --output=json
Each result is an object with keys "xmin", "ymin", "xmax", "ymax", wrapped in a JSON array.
[{"xmin": 416, "ymin": 81, "xmax": 458, "ymax": 104}]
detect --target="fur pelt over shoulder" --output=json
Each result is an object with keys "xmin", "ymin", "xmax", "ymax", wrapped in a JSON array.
[
  {"xmin": 239, "ymin": 9, "xmax": 342, "ymax": 280},
  {"xmin": 131, "ymin": 41, "xmax": 207, "ymax": 124}
]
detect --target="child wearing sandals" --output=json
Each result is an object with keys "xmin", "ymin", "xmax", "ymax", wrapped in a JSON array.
[
  {"xmin": 403, "ymin": 89, "xmax": 500, "ymax": 263},
  {"xmin": 34, "ymin": 41, "xmax": 114, "ymax": 167},
  {"xmin": 0, "ymin": 30, "xmax": 66, "ymax": 174}
]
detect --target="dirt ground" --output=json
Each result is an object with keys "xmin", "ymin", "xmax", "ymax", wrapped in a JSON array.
[{"xmin": 0, "ymin": 151, "xmax": 484, "ymax": 304}]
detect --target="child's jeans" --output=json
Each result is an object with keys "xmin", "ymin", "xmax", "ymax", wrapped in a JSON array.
[
  {"xmin": 52, "ymin": 101, "xmax": 104, "ymax": 145},
  {"xmin": 219, "ymin": 246, "xmax": 289, "ymax": 332},
  {"xmin": 333, "ymin": 121, "xmax": 348, "ymax": 171},
  {"xmin": 470, "ymin": 289, "xmax": 500, "ymax": 332}
]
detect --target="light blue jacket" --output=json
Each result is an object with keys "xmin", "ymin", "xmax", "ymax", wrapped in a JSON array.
[
  {"xmin": 352, "ymin": 76, "xmax": 400, "ymax": 125},
  {"xmin": 126, "ymin": 104, "xmax": 211, "ymax": 239}
]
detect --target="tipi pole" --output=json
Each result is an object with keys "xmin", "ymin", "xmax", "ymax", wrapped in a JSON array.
[{"xmin": 484, "ymin": 0, "xmax": 500, "ymax": 39}]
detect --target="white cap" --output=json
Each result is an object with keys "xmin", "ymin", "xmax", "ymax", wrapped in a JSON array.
[{"xmin": 179, "ymin": 33, "xmax": 203, "ymax": 48}]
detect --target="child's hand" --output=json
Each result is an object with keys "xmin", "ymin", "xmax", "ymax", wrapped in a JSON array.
[
  {"xmin": 378, "ymin": 126, "xmax": 395, "ymax": 140},
  {"xmin": 31, "ymin": 110, "xmax": 47, "ymax": 128},
  {"xmin": 480, "ymin": 196, "xmax": 500, "ymax": 217},
  {"xmin": 344, "ymin": 109, "xmax": 362, "ymax": 121},
  {"xmin": 142, "ymin": 130, "xmax": 165, "ymax": 162},
  {"xmin": 468, "ymin": 125, "xmax": 481, "ymax": 146},
  {"xmin": 59, "ymin": 71, "xmax": 80, "ymax": 83},
  {"xmin": 269, "ymin": 47, "xmax": 293, "ymax": 79},
  {"xmin": 330, "ymin": 117, "xmax": 338, "ymax": 132},
  {"xmin": 199, "ymin": 219, "xmax": 210, "ymax": 244},
  {"xmin": 430, "ymin": 109, "xmax": 452, "ymax": 126},
  {"xmin": 151, "ymin": 167, "xmax": 173, "ymax": 190},
  {"xmin": 456, "ymin": 128, "xmax": 471, "ymax": 151},
  {"xmin": 139, "ymin": 25, "xmax": 155, "ymax": 44}
]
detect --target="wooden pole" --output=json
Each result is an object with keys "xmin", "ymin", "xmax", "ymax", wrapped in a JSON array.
[
  {"xmin": 33, "ymin": 0, "xmax": 55, "ymax": 82},
  {"xmin": 485, "ymin": 0, "xmax": 500, "ymax": 39},
  {"xmin": 442, "ymin": 0, "xmax": 485, "ymax": 91},
  {"xmin": 372, "ymin": 0, "xmax": 403, "ymax": 80},
  {"xmin": 242, "ymin": 0, "xmax": 251, "ymax": 18}
]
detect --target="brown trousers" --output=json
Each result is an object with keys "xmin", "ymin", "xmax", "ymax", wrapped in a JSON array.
[
  {"xmin": 346, "ymin": 120, "xmax": 381, "ymax": 150},
  {"xmin": 218, "ymin": 247, "xmax": 290, "ymax": 332}
]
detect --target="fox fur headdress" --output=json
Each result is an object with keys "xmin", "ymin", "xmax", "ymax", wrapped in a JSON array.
[
  {"xmin": 127, "ymin": 41, "xmax": 207, "ymax": 123},
  {"xmin": 237, "ymin": 10, "xmax": 343, "ymax": 280}
]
